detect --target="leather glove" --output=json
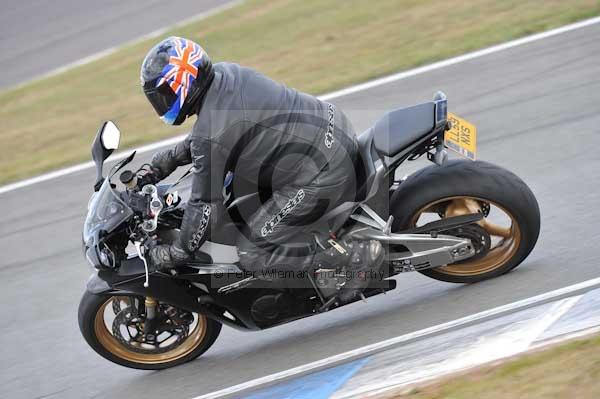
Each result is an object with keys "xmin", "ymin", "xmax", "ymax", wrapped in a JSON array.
[
  {"xmin": 137, "ymin": 167, "xmax": 162, "ymax": 189},
  {"xmin": 147, "ymin": 243, "xmax": 190, "ymax": 272}
]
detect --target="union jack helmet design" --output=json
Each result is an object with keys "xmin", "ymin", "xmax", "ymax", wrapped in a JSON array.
[{"xmin": 141, "ymin": 37, "xmax": 214, "ymax": 125}]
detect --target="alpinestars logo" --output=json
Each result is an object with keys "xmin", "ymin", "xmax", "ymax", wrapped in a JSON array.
[
  {"xmin": 261, "ymin": 189, "xmax": 306, "ymax": 237},
  {"xmin": 189, "ymin": 204, "xmax": 211, "ymax": 251},
  {"xmin": 324, "ymin": 103, "xmax": 335, "ymax": 149}
]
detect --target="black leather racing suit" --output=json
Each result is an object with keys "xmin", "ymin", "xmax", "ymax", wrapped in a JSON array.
[{"xmin": 151, "ymin": 62, "xmax": 360, "ymax": 272}]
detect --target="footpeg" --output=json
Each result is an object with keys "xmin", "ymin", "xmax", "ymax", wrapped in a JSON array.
[{"xmin": 318, "ymin": 295, "xmax": 339, "ymax": 312}]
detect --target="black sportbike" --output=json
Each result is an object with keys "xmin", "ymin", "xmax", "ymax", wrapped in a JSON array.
[{"xmin": 78, "ymin": 92, "xmax": 540, "ymax": 369}]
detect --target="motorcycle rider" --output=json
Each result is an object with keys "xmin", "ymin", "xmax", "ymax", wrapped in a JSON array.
[{"xmin": 140, "ymin": 37, "xmax": 383, "ymax": 301}]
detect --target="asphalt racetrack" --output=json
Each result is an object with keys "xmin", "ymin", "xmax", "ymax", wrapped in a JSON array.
[
  {"xmin": 1, "ymin": 21, "xmax": 600, "ymax": 399},
  {"xmin": 0, "ymin": 0, "xmax": 233, "ymax": 89}
]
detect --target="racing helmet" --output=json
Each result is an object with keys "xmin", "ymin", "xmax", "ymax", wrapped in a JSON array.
[{"xmin": 141, "ymin": 37, "xmax": 214, "ymax": 125}]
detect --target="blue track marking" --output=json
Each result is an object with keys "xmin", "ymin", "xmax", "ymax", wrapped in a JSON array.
[{"xmin": 239, "ymin": 357, "xmax": 371, "ymax": 399}]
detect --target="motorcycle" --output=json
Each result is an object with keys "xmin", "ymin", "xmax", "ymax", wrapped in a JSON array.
[{"xmin": 78, "ymin": 92, "xmax": 540, "ymax": 369}]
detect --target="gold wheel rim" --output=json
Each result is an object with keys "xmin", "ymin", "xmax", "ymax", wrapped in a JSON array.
[
  {"xmin": 410, "ymin": 196, "xmax": 521, "ymax": 276},
  {"xmin": 94, "ymin": 297, "xmax": 207, "ymax": 364}
]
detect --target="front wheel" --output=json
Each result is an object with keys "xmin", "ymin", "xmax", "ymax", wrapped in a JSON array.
[
  {"xmin": 78, "ymin": 291, "xmax": 222, "ymax": 370},
  {"xmin": 390, "ymin": 160, "xmax": 540, "ymax": 283}
]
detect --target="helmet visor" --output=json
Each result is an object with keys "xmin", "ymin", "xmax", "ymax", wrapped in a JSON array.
[{"xmin": 143, "ymin": 82, "xmax": 177, "ymax": 117}]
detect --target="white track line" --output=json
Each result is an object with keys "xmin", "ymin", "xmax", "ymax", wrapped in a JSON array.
[
  {"xmin": 319, "ymin": 15, "xmax": 600, "ymax": 101},
  {"xmin": 191, "ymin": 277, "xmax": 600, "ymax": 399},
  {"xmin": 530, "ymin": 325, "xmax": 600, "ymax": 350},
  {"xmin": 2, "ymin": 15, "xmax": 600, "ymax": 196},
  {"xmin": 0, "ymin": 134, "xmax": 189, "ymax": 195},
  {"xmin": 6, "ymin": 1, "xmax": 244, "ymax": 92},
  {"xmin": 341, "ymin": 296, "xmax": 582, "ymax": 399}
]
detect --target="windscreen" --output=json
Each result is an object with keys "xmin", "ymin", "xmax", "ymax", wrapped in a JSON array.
[{"xmin": 83, "ymin": 178, "xmax": 133, "ymax": 242}]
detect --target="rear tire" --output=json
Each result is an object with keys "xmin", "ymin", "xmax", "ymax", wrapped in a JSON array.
[
  {"xmin": 390, "ymin": 160, "xmax": 540, "ymax": 283},
  {"xmin": 78, "ymin": 291, "xmax": 222, "ymax": 370}
]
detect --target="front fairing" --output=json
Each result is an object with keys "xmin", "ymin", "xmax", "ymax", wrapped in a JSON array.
[{"xmin": 83, "ymin": 178, "xmax": 133, "ymax": 243}]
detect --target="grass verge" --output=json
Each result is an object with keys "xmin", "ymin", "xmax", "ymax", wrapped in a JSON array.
[
  {"xmin": 385, "ymin": 333, "xmax": 600, "ymax": 399},
  {"xmin": 1, "ymin": 0, "xmax": 599, "ymax": 184}
]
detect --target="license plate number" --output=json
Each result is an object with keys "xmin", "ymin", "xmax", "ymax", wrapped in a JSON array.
[{"xmin": 445, "ymin": 112, "xmax": 477, "ymax": 160}]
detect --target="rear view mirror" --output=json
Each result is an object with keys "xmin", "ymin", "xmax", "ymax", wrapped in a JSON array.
[
  {"xmin": 101, "ymin": 121, "xmax": 121, "ymax": 150},
  {"xmin": 92, "ymin": 121, "xmax": 121, "ymax": 191}
]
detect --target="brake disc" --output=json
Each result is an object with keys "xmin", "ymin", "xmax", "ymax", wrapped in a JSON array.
[
  {"xmin": 111, "ymin": 296, "xmax": 135, "ymax": 315},
  {"xmin": 111, "ymin": 307, "xmax": 189, "ymax": 354}
]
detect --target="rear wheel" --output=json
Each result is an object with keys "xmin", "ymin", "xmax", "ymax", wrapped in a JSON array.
[
  {"xmin": 390, "ymin": 160, "xmax": 540, "ymax": 283},
  {"xmin": 78, "ymin": 291, "xmax": 221, "ymax": 370}
]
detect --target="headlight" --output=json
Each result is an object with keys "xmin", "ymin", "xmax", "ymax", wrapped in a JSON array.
[
  {"xmin": 85, "ymin": 243, "xmax": 116, "ymax": 269},
  {"xmin": 99, "ymin": 245, "xmax": 116, "ymax": 268}
]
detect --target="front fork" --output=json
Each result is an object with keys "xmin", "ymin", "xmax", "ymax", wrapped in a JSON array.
[{"xmin": 143, "ymin": 297, "xmax": 159, "ymax": 340}]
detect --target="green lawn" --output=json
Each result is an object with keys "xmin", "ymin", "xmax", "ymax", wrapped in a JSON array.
[
  {"xmin": 1, "ymin": 0, "xmax": 599, "ymax": 184},
  {"xmin": 386, "ymin": 333, "xmax": 600, "ymax": 399}
]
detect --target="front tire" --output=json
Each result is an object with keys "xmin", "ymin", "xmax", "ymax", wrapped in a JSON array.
[
  {"xmin": 390, "ymin": 160, "xmax": 540, "ymax": 283},
  {"xmin": 78, "ymin": 291, "xmax": 222, "ymax": 370}
]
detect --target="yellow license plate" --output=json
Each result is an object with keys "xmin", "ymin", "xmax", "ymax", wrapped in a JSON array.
[{"xmin": 445, "ymin": 112, "xmax": 477, "ymax": 160}]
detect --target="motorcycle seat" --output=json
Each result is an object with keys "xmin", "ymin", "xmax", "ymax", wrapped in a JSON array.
[
  {"xmin": 371, "ymin": 102, "xmax": 436, "ymax": 156},
  {"xmin": 356, "ymin": 127, "xmax": 380, "ymax": 201}
]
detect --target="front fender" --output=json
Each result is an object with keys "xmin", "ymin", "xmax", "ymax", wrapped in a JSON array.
[{"xmin": 86, "ymin": 271, "xmax": 112, "ymax": 294}]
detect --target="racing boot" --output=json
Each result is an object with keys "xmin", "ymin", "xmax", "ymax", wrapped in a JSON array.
[{"xmin": 312, "ymin": 235, "xmax": 352, "ymax": 270}]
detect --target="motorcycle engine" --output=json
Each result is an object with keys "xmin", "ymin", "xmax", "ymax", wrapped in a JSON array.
[
  {"xmin": 314, "ymin": 268, "xmax": 347, "ymax": 299},
  {"xmin": 250, "ymin": 292, "xmax": 293, "ymax": 323}
]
